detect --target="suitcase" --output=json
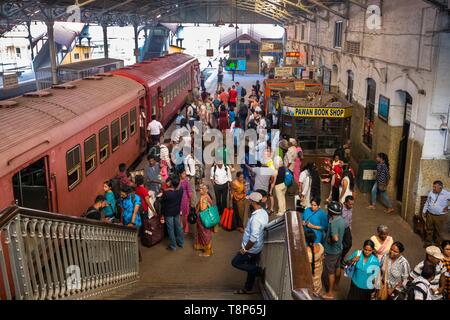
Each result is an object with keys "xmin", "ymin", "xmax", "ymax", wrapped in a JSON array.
[{"xmin": 141, "ymin": 216, "xmax": 163, "ymax": 247}]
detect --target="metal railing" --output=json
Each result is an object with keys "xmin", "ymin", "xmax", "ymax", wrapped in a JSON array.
[
  {"xmin": 0, "ymin": 206, "xmax": 139, "ymax": 300},
  {"xmin": 259, "ymin": 211, "xmax": 319, "ymax": 300}
]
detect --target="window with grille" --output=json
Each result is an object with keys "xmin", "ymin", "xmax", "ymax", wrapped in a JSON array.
[
  {"xmin": 111, "ymin": 119, "xmax": 120, "ymax": 152},
  {"xmin": 74, "ymin": 53, "xmax": 80, "ymax": 60},
  {"xmin": 301, "ymin": 25, "xmax": 305, "ymax": 41},
  {"xmin": 99, "ymin": 126, "xmax": 109, "ymax": 163},
  {"xmin": 130, "ymin": 108, "xmax": 137, "ymax": 136},
  {"xmin": 334, "ymin": 21, "xmax": 343, "ymax": 48},
  {"xmin": 84, "ymin": 53, "xmax": 89, "ymax": 59},
  {"xmin": 84, "ymin": 134, "xmax": 97, "ymax": 175},
  {"xmin": 66, "ymin": 145, "xmax": 81, "ymax": 190},
  {"xmin": 121, "ymin": 113, "xmax": 129, "ymax": 143},
  {"xmin": 345, "ymin": 41, "xmax": 361, "ymax": 55}
]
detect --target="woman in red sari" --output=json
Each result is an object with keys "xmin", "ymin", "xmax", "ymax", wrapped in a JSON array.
[{"xmin": 194, "ymin": 184, "xmax": 214, "ymax": 257}]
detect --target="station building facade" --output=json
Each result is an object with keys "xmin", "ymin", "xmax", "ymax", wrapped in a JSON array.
[{"xmin": 285, "ymin": 0, "xmax": 450, "ymax": 224}]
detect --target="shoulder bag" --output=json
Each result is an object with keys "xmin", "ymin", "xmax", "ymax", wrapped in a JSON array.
[
  {"xmin": 377, "ymin": 256, "xmax": 390, "ymax": 300},
  {"xmin": 344, "ymin": 250, "xmax": 361, "ymax": 278},
  {"xmin": 199, "ymin": 202, "xmax": 220, "ymax": 229}
]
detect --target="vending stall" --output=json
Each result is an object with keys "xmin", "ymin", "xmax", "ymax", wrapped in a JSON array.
[
  {"xmin": 263, "ymin": 78, "xmax": 322, "ymax": 114},
  {"xmin": 277, "ymin": 90, "xmax": 352, "ymax": 156}
]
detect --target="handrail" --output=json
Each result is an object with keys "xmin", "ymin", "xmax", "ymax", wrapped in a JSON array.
[
  {"xmin": 259, "ymin": 211, "xmax": 319, "ymax": 300},
  {"xmin": 0, "ymin": 206, "xmax": 139, "ymax": 300}
]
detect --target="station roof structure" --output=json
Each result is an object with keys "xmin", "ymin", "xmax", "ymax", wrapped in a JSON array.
[{"xmin": 0, "ymin": 0, "xmax": 374, "ymax": 37}]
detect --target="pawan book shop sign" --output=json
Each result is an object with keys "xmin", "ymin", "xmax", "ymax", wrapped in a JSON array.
[{"xmin": 283, "ymin": 106, "xmax": 352, "ymax": 118}]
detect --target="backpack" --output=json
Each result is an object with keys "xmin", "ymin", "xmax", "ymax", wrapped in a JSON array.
[
  {"xmin": 189, "ymin": 105, "xmax": 199, "ymax": 120},
  {"xmin": 239, "ymin": 103, "xmax": 248, "ymax": 116},
  {"xmin": 148, "ymin": 145, "xmax": 161, "ymax": 161},
  {"xmin": 394, "ymin": 280, "xmax": 428, "ymax": 300},
  {"xmin": 284, "ymin": 169, "xmax": 294, "ymax": 187},
  {"xmin": 213, "ymin": 165, "xmax": 230, "ymax": 181},
  {"xmin": 241, "ymin": 87, "xmax": 247, "ymax": 97}
]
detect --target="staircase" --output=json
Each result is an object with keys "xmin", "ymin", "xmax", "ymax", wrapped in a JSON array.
[{"xmin": 140, "ymin": 27, "xmax": 169, "ymax": 61}]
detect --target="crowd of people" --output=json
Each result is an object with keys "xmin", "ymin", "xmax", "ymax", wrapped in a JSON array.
[{"xmin": 81, "ymin": 70, "xmax": 449, "ymax": 300}]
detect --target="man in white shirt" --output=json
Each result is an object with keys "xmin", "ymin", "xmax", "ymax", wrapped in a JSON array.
[
  {"xmin": 299, "ymin": 164, "xmax": 312, "ymax": 208},
  {"xmin": 184, "ymin": 152, "xmax": 197, "ymax": 206},
  {"xmin": 147, "ymin": 115, "xmax": 164, "ymax": 146},
  {"xmin": 210, "ymin": 160, "xmax": 232, "ymax": 216}
]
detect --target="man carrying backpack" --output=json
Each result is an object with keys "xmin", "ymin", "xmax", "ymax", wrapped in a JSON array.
[
  {"xmin": 211, "ymin": 160, "xmax": 232, "ymax": 216},
  {"xmin": 397, "ymin": 263, "xmax": 436, "ymax": 300},
  {"xmin": 84, "ymin": 195, "xmax": 107, "ymax": 221}
]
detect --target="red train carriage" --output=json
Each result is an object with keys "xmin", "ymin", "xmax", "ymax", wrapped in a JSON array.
[
  {"xmin": 112, "ymin": 53, "xmax": 199, "ymax": 127},
  {"xmin": 0, "ymin": 74, "xmax": 146, "ymax": 216},
  {"xmin": 0, "ymin": 53, "xmax": 198, "ymax": 217}
]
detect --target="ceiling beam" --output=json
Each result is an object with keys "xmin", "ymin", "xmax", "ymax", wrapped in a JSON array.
[
  {"xmin": 307, "ymin": 0, "xmax": 348, "ymax": 19},
  {"xmin": 348, "ymin": 0, "xmax": 368, "ymax": 9}
]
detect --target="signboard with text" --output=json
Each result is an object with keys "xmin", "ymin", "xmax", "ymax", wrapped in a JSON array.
[
  {"xmin": 282, "ymin": 106, "xmax": 352, "ymax": 118},
  {"xmin": 286, "ymin": 52, "xmax": 302, "ymax": 57},
  {"xmin": 274, "ymin": 67, "xmax": 293, "ymax": 78},
  {"xmin": 294, "ymin": 81, "xmax": 306, "ymax": 91},
  {"xmin": 2, "ymin": 73, "xmax": 19, "ymax": 89}
]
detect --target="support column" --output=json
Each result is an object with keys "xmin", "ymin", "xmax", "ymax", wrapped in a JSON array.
[
  {"xmin": 26, "ymin": 20, "xmax": 34, "ymax": 61},
  {"xmin": 133, "ymin": 23, "xmax": 139, "ymax": 63},
  {"xmin": 102, "ymin": 24, "xmax": 109, "ymax": 59},
  {"xmin": 46, "ymin": 20, "xmax": 58, "ymax": 85}
]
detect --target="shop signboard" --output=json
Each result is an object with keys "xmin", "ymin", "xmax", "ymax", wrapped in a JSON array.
[
  {"xmin": 286, "ymin": 51, "xmax": 301, "ymax": 57},
  {"xmin": 294, "ymin": 81, "xmax": 305, "ymax": 91},
  {"xmin": 282, "ymin": 106, "xmax": 352, "ymax": 118},
  {"xmin": 261, "ymin": 42, "xmax": 275, "ymax": 51},
  {"xmin": 2, "ymin": 73, "xmax": 19, "ymax": 89},
  {"xmin": 274, "ymin": 67, "xmax": 293, "ymax": 78}
]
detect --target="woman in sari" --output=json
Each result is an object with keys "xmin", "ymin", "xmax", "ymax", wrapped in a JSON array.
[
  {"xmin": 179, "ymin": 169, "xmax": 193, "ymax": 234},
  {"xmin": 370, "ymin": 225, "xmax": 394, "ymax": 262},
  {"xmin": 231, "ymin": 172, "xmax": 246, "ymax": 233},
  {"xmin": 194, "ymin": 184, "xmax": 214, "ymax": 256}
]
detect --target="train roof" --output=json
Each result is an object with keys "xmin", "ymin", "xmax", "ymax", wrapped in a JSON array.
[
  {"xmin": 0, "ymin": 74, "xmax": 144, "ymax": 177},
  {"xmin": 111, "ymin": 53, "xmax": 198, "ymax": 88}
]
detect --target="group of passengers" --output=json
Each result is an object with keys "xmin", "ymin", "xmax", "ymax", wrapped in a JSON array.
[{"xmin": 81, "ymin": 72, "xmax": 450, "ymax": 300}]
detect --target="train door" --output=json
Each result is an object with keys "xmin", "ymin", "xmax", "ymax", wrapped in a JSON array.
[
  {"xmin": 139, "ymin": 98, "xmax": 147, "ymax": 151},
  {"xmin": 12, "ymin": 157, "xmax": 51, "ymax": 211}
]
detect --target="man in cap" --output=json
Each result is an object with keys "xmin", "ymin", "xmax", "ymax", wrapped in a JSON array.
[
  {"xmin": 232, "ymin": 192, "xmax": 269, "ymax": 294},
  {"xmin": 410, "ymin": 245, "xmax": 446, "ymax": 299},
  {"xmin": 321, "ymin": 201, "xmax": 346, "ymax": 299}
]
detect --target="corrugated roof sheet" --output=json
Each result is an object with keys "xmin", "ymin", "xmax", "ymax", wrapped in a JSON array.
[{"xmin": 0, "ymin": 75, "xmax": 143, "ymax": 154}]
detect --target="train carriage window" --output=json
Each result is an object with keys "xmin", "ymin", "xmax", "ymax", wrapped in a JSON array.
[
  {"xmin": 130, "ymin": 107, "xmax": 137, "ymax": 136},
  {"xmin": 99, "ymin": 126, "xmax": 109, "ymax": 163},
  {"xmin": 84, "ymin": 134, "xmax": 97, "ymax": 176},
  {"xmin": 111, "ymin": 119, "xmax": 120, "ymax": 152},
  {"xmin": 121, "ymin": 113, "xmax": 129, "ymax": 143},
  {"xmin": 66, "ymin": 145, "xmax": 81, "ymax": 190}
]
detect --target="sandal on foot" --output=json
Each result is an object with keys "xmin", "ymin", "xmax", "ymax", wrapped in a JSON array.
[{"xmin": 367, "ymin": 205, "xmax": 376, "ymax": 210}]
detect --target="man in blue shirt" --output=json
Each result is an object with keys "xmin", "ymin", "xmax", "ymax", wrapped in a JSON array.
[
  {"xmin": 423, "ymin": 180, "xmax": 450, "ymax": 247},
  {"xmin": 120, "ymin": 185, "xmax": 142, "ymax": 228},
  {"xmin": 232, "ymin": 192, "xmax": 269, "ymax": 294}
]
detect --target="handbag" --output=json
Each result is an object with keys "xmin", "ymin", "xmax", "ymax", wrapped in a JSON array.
[
  {"xmin": 199, "ymin": 204, "xmax": 220, "ymax": 228},
  {"xmin": 378, "ymin": 182, "xmax": 387, "ymax": 192},
  {"xmin": 188, "ymin": 207, "xmax": 197, "ymax": 224},
  {"xmin": 344, "ymin": 250, "xmax": 361, "ymax": 278},
  {"xmin": 377, "ymin": 256, "xmax": 390, "ymax": 300}
]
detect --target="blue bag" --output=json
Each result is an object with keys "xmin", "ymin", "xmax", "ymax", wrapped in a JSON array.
[
  {"xmin": 199, "ymin": 205, "xmax": 220, "ymax": 228},
  {"xmin": 284, "ymin": 169, "xmax": 294, "ymax": 187}
]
